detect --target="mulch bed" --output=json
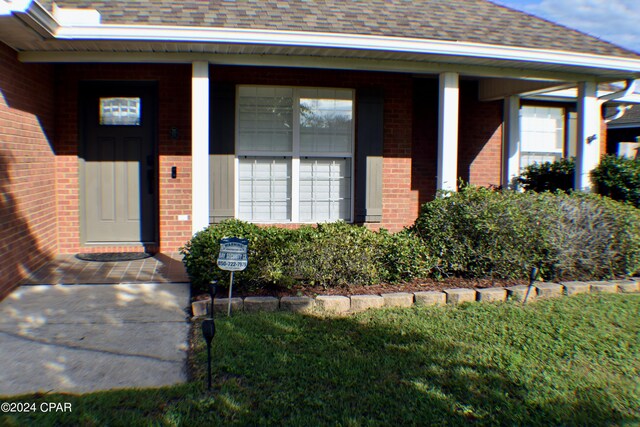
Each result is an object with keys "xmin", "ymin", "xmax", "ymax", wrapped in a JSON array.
[{"xmin": 194, "ymin": 277, "xmax": 528, "ymax": 301}]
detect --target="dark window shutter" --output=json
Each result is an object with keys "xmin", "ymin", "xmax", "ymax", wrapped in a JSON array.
[
  {"xmin": 209, "ymin": 83, "xmax": 235, "ymax": 223},
  {"xmin": 355, "ymin": 89, "xmax": 384, "ymax": 223}
]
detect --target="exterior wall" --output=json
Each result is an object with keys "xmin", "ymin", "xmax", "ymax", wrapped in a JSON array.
[
  {"xmin": 458, "ymin": 81, "xmax": 503, "ymax": 187},
  {"xmin": 413, "ymin": 79, "xmax": 503, "ymax": 205},
  {"xmin": 209, "ymin": 66, "xmax": 418, "ymax": 232},
  {"xmin": 53, "ymin": 64, "xmax": 506, "ymax": 253},
  {"xmin": 55, "ymin": 64, "xmax": 192, "ymax": 253},
  {"xmin": 0, "ymin": 42, "xmax": 57, "ymax": 298}
]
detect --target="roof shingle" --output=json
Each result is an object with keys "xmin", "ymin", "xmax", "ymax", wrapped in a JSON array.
[{"xmin": 42, "ymin": 0, "xmax": 640, "ymax": 59}]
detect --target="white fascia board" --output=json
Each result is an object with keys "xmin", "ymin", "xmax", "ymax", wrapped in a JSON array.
[{"xmin": 53, "ymin": 24, "xmax": 640, "ymax": 74}]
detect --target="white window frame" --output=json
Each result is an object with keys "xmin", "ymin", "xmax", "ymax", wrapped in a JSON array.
[{"xmin": 234, "ymin": 85, "xmax": 355, "ymax": 223}]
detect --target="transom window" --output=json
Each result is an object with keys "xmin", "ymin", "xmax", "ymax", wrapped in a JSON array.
[{"xmin": 236, "ymin": 86, "xmax": 354, "ymax": 223}]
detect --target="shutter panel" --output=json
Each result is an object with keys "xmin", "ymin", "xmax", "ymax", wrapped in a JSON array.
[
  {"xmin": 355, "ymin": 89, "xmax": 383, "ymax": 223},
  {"xmin": 209, "ymin": 83, "xmax": 235, "ymax": 223}
]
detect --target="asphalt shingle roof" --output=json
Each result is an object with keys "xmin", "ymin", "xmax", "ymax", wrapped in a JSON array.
[{"xmin": 41, "ymin": 0, "xmax": 639, "ymax": 59}]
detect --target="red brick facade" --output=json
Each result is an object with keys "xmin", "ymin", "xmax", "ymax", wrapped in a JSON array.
[
  {"xmin": 0, "ymin": 43, "xmax": 57, "ymax": 298},
  {"xmin": 1, "ymin": 55, "xmax": 505, "ymax": 289}
]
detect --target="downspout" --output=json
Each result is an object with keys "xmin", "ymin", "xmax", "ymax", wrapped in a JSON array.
[
  {"xmin": 604, "ymin": 104, "xmax": 631, "ymax": 124},
  {"xmin": 597, "ymin": 79, "xmax": 636, "ymax": 128},
  {"xmin": 598, "ymin": 79, "xmax": 636, "ymax": 102}
]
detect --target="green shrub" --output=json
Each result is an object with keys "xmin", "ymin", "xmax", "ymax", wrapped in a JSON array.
[
  {"xmin": 534, "ymin": 192, "xmax": 640, "ymax": 280},
  {"xmin": 181, "ymin": 220, "xmax": 435, "ymax": 293},
  {"xmin": 378, "ymin": 229, "xmax": 435, "ymax": 283},
  {"xmin": 591, "ymin": 154, "xmax": 640, "ymax": 207},
  {"xmin": 287, "ymin": 222, "xmax": 385, "ymax": 288},
  {"xmin": 180, "ymin": 219, "xmax": 295, "ymax": 293},
  {"xmin": 410, "ymin": 186, "xmax": 546, "ymax": 279},
  {"xmin": 518, "ymin": 157, "xmax": 575, "ymax": 192},
  {"xmin": 410, "ymin": 186, "xmax": 640, "ymax": 281}
]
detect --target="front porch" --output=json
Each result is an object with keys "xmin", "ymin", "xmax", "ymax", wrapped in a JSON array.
[{"xmin": 20, "ymin": 253, "xmax": 188, "ymax": 285}]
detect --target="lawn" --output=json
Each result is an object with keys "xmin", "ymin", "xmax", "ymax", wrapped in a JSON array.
[{"xmin": 2, "ymin": 294, "xmax": 639, "ymax": 426}]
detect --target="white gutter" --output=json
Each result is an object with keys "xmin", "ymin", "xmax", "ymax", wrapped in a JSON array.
[{"xmin": 51, "ymin": 25, "xmax": 640, "ymax": 74}]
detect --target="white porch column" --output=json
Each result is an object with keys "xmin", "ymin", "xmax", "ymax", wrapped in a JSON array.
[
  {"xmin": 437, "ymin": 72, "xmax": 459, "ymax": 191},
  {"xmin": 575, "ymin": 81, "xmax": 600, "ymax": 191},
  {"xmin": 502, "ymin": 95, "xmax": 521, "ymax": 187},
  {"xmin": 192, "ymin": 61, "xmax": 210, "ymax": 233}
]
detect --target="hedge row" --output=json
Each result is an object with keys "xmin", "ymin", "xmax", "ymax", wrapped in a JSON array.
[
  {"xmin": 411, "ymin": 186, "xmax": 640, "ymax": 281},
  {"xmin": 181, "ymin": 187, "xmax": 640, "ymax": 292},
  {"xmin": 181, "ymin": 221, "xmax": 433, "ymax": 293},
  {"xmin": 518, "ymin": 155, "xmax": 640, "ymax": 208}
]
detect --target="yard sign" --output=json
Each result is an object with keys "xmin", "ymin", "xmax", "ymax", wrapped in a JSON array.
[
  {"xmin": 217, "ymin": 237, "xmax": 248, "ymax": 316},
  {"xmin": 217, "ymin": 237, "xmax": 248, "ymax": 271}
]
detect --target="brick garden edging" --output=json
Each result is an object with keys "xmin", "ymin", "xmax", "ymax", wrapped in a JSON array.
[{"xmin": 191, "ymin": 278, "xmax": 640, "ymax": 317}]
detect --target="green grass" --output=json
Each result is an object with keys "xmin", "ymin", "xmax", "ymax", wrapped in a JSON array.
[{"xmin": 3, "ymin": 294, "xmax": 639, "ymax": 426}]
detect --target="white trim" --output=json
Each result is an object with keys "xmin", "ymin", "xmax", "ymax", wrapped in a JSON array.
[
  {"xmin": 575, "ymin": 81, "xmax": 600, "ymax": 191},
  {"xmin": 191, "ymin": 61, "xmax": 210, "ymax": 233},
  {"xmin": 437, "ymin": 72, "xmax": 459, "ymax": 192},
  {"xmin": 503, "ymin": 96, "xmax": 521, "ymax": 187},
  {"xmin": 235, "ymin": 85, "xmax": 355, "ymax": 223},
  {"xmin": 49, "ymin": 24, "xmax": 640, "ymax": 74}
]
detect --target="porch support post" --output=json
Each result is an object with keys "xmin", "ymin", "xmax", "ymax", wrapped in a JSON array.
[
  {"xmin": 574, "ymin": 81, "xmax": 600, "ymax": 191},
  {"xmin": 502, "ymin": 95, "xmax": 521, "ymax": 187},
  {"xmin": 192, "ymin": 61, "xmax": 210, "ymax": 233},
  {"xmin": 437, "ymin": 72, "xmax": 459, "ymax": 191}
]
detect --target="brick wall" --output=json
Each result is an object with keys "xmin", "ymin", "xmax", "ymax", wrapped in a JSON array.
[
  {"xmin": 412, "ymin": 79, "xmax": 504, "ymax": 205},
  {"xmin": 0, "ymin": 42, "xmax": 56, "ymax": 298},
  {"xmin": 55, "ymin": 64, "xmax": 192, "ymax": 253},
  {"xmin": 458, "ymin": 81, "xmax": 503, "ymax": 187}
]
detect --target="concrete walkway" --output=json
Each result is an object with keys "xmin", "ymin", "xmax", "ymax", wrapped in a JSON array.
[{"xmin": 0, "ymin": 283, "xmax": 190, "ymax": 396}]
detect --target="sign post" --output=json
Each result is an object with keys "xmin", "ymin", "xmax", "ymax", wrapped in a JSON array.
[{"xmin": 217, "ymin": 237, "xmax": 248, "ymax": 316}]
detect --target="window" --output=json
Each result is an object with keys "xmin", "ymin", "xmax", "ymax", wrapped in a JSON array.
[
  {"xmin": 519, "ymin": 106, "xmax": 564, "ymax": 168},
  {"xmin": 99, "ymin": 97, "xmax": 141, "ymax": 126},
  {"xmin": 236, "ymin": 86, "xmax": 353, "ymax": 222}
]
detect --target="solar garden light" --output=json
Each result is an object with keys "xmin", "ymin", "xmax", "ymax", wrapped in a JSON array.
[
  {"xmin": 523, "ymin": 266, "xmax": 539, "ymax": 306},
  {"xmin": 201, "ymin": 280, "xmax": 217, "ymax": 391}
]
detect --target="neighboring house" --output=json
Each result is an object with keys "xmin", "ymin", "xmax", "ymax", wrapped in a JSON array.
[
  {"xmin": 606, "ymin": 104, "xmax": 640, "ymax": 157},
  {"xmin": 1, "ymin": 0, "xmax": 640, "ymax": 297}
]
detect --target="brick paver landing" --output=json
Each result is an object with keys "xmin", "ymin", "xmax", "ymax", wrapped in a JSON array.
[{"xmin": 21, "ymin": 253, "xmax": 189, "ymax": 285}]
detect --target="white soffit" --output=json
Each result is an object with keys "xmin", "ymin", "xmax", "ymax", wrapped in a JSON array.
[{"xmin": 6, "ymin": 1, "xmax": 640, "ymax": 79}]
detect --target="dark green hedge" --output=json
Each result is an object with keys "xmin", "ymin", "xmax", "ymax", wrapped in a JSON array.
[
  {"xmin": 180, "ymin": 220, "xmax": 434, "ymax": 293},
  {"xmin": 518, "ymin": 157, "xmax": 575, "ymax": 193},
  {"xmin": 591, "ymin": 154, "xmax": 640, "ymax": 207}
]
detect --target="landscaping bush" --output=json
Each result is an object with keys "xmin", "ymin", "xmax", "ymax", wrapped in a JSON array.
[
  {"xmin": 518, "ymin": 157, "xmax": 575, "ymax": 192},
  {"xmin": 591, "ymin": 154, "xmax": 640, "ymax": 207},
  {"xmin": 181, "ymin": 220, "xmax": 435, "ymax": 293},
  {"xmin": 410, "ymin": 185, "xmax": 640, "ymax": 281},
  {"xmin": 287, "ymin": 222, "xmax": 385, "ymax": 288},
  {"xmin": 410, "ymin": 186, "xmax": 546, "ymax": 279},
  {"xmin": 180, "ymin": 219, "xmax": 297, "ymax": 293},
  {"xmin": 534, "ymin": 192, "xmax": 640, "ymax": 280}
]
